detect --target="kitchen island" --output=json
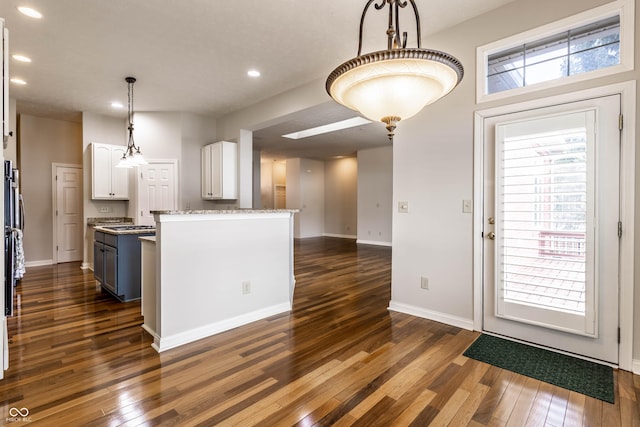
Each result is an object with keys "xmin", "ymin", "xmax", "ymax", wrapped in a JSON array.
[
  {"xmin": 93, "ymin": 224, "xmax": 155, "ymax": 302},
  {"xmin": 141, "ymin": 209, "xmax": 297, "ymax": 352}
]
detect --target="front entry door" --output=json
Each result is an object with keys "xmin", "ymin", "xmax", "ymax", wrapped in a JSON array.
[{"xmin": 482, "ymin": 95, "xmax": 620, "ymax": 364}]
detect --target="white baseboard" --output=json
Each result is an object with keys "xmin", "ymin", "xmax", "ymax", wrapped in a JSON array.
[
  {"xmin": 633, "ymin": 359, "xmax": 640, "ymax": 375},
  {"xmin": 153, "ymin": 302, "xmax": 291, "ymax": 353},
  {"xmin": 141, "ymin": 324, "xmax": 161, "ymax": 351},
  {"xmin": 388, "ymin": 301, "xmax": 474, "ymax": 331},
  {"xmin": 356, "ymin": 239, "xmax": 392, "ymax": 247},
  {"xmin": 25, "ymin": 259, "xmax": 53, "ymax": 268},
  {"xmin": 323, "ymin": 233, "xmax": 357, "ymax": 239},
  {"xmin": 80, "ymin": 262, "xmax": 93, "ymax": 271}
]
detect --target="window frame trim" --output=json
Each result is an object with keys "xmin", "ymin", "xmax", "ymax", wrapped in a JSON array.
[{"xmin": 476, "ymin": 0, "xmax": 634, "ymax": 104}]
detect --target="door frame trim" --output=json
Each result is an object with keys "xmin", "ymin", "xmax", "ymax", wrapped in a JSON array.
[
  {"xmin": 473, "ymin": 81, "xmax": 636, "ymax": 370},
  {"xmin": 51, "ymin": 163, "xmax": 83, "ymax": 265}
]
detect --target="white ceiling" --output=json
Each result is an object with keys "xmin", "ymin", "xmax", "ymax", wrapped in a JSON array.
[{"xmin": 0, "ymin": 0, "xmax": 514, "ymax": 159}]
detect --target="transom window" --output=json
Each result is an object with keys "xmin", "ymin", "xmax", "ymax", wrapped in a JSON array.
[
  {"xmin": 488, "ymin": 16, "xmax": 620, "ymax": 94},
  {"xmin": 476, "ymin": 0, "xmax": 634, "ymax": 103}
]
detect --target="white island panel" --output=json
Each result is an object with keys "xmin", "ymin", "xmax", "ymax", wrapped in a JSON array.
[{"xmin": 150, "ymin": 210, "xmax": 295, "ymax": 352}]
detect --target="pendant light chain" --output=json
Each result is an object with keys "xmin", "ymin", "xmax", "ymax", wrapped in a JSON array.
[
  {"xmin": 126, "ymin": 76, "xmax": 137, "ymax": 153},
  {"xmin": 128, "ymin": 77, "xmax": 133, "ymax": 136}
]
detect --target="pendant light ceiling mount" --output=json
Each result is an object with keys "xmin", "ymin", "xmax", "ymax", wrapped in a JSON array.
[
  {"xmin": 116, "ymin": 76, "xmax": 147, "ymax": 168},
  {"xmin": 326, "ymin": 0, "xmax": 464, "ymax": 141}
]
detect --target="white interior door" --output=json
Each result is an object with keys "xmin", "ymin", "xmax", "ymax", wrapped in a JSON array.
[
  {"xmin": 274, "ymin": 185, "xmax": 286, "ymax": 209},
  {"xmin": 482, "ymin": 95, "xmax": 620, "ymax": 364},
  {"xmin": 55, "ymin": 166, "xmax": 83, "ymax": 263},
  {"xmin": 138, "ymin": 161, "xmax": 177, "ymax": 226}
]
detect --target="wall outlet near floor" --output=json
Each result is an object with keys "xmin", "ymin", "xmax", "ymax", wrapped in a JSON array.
[
  {"xmin": 242, "ymin": 281, "xmax": 251, "ymax": 294},
  {"xmin": 421, "ymin": 277, "xmax": 429, "ymax": 290}
]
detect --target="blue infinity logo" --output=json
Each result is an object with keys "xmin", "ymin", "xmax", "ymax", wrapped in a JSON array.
[{"xmin": 9, "ymin": 407, "xmax": 29, "ymax": 417}]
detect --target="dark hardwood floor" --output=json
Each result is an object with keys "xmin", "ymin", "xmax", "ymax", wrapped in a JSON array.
[{"xmin": 0, "ymin": 237, "xmax": 638, "ymax": 426}]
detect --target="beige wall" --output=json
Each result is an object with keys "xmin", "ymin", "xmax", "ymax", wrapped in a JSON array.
[
  {"xmin": 324, "ymin": 157, "xmax": 357, "ymax": 237},
  {"xmin": 357, "ymin": 146, "xmax": 392, "ymax": 245},
  {"xmin": 20, "ymin": 114, "xmax": 82, "ymax": 263},
  {"xmin": 286, "ymin": 158, "xmax": 325, "ymax": 238}
]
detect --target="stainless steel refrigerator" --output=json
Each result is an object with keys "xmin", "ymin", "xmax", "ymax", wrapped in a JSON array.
[{"xmin": 4, "ymin": 160, "xmax": 23, "ymax": 316}]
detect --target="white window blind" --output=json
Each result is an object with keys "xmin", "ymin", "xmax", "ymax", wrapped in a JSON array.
[
  {"xmin": 499, "ymin": 125, "xmax": 590, "ymax": 315},
  {"xmin": 487, "ymin": 15, "xmax": 620, "ymax": 94}
]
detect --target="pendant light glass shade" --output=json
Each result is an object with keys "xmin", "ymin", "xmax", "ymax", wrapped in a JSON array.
[
  {"xmin": 115, "ymin": 156, "xmax": 133, "ymax": 169},
  {"xmin": 326, "ymin": 0, "xmax": 464, "ymax": 140}
]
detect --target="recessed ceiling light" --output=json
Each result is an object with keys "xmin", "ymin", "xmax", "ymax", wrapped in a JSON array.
[
  {"xmin": 247, "ymin": 70, "xmax": 261, "ymax": 78},
  {"xmin": 17, "ymin": 6, "xmax": 43, "ymax": 19},
  {"xmin": 111, "ymin": 102, "xmax": 123, "ymax": 109},
  {"xmin": 282, "ymin": 117, "xmax": 372, "ymax": 139},
  {"xmin": 12, "ymin": 54, "xmax": 31, "ymax": 63},
  {"xmin": 10, "ymin": 78, "xmax": 27, "ymax": 85}
]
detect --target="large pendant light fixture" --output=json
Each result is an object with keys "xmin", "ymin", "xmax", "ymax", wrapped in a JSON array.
[
  {"xmin": 116, "ymin": 77, "xmax": 147, "ymax": 168},
  {"xmin": 326, "ymin": 0, "xmax": 464, "ymax": 140}
]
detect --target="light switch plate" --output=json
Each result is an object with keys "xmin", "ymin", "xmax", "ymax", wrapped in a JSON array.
[
  {"xmin": 462, "ymin": 200, "xmax": 473, "ymax": 213},
  {"xmin": 398, "ymin": 201, "xmax": 409, "ymax": 213}
]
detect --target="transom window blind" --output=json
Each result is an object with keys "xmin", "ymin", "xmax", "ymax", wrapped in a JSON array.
[{"xmin": 487, "ymin": 15, "xmax": 620, "ymax": 94}]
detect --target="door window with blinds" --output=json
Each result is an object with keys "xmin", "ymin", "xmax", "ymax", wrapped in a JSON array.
[{"xmin": 495, "ymin": 110, "xmax": 597, "ymax": 336}]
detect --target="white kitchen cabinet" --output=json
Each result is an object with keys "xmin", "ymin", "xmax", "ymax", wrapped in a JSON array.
[
  {"xmin": 91, "ymin": 142, "xmax": 130, "ymax": 200},
  {"xmin": 201, "ymin": 141, "xmax": 237, "ymax": 200}
]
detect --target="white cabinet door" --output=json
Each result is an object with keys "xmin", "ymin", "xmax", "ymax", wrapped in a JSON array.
[
  {"xmin": 110, "ymin": 146, "xmax": 129, "ymax": 199},
  {"xmin": 91, "ymin": 142, "xmax": 130, "ymax": 200},
  {"xmin": 92, "ymin": 143, "xmax": 113, "ymax": 198},
  {"xmin": 210, "ymin": 142, "xmax": 223, "ymax": 198},
  {"xmin": 201, "ymin": 141, "xmax": 237, "ymax": 200},
  {"xmin": 201, "ymin": 145, "xmax": 212, "ymax": 199}
]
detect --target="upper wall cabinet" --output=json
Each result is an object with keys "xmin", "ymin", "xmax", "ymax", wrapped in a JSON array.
[
  {"xmin": 91, "ymin": 142, "xmax": 130, "ymax": 200},
  {"xmin": 201, "ymin": 141, "xmax": 237, "ymax": 200}
]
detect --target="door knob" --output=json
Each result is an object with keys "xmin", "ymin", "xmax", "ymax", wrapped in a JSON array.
[{"xmin": 487, "ymin": 231, "xmax": 496, "ymax": 240}]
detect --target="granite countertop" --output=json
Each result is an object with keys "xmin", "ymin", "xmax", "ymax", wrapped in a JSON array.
[
  {"xmin": 87, "ymin": 217, "xmax": 134, "ymax": 226},
  {"xmin": 94, "ymin": 225, "xmax": 156, "ymax": 236},
  {"xmin": 151, "ymin": 209, "xmax": 299, "ymax": 215}
]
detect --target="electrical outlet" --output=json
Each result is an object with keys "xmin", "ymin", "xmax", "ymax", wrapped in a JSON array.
[
  {"xmin": 242, "ymin": 281, "xmax": 251, "ymax": 294},
  {"xmin": 421, "ymin": 277, "xmax": 429, "ymax": 290},
  {"xmin": 99, "ymin": 207, "xmax": 110, "ymax": 213}
]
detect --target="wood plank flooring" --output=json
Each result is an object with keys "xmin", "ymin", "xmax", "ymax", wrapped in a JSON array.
[{"xmin": 0, "ymin": 237, "xmax": 638, "ymax": 426}]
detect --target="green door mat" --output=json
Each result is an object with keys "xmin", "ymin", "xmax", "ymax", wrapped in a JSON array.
[{"xmin": 463, "ymin": 334, "xmax": 614, "ymax": 403}]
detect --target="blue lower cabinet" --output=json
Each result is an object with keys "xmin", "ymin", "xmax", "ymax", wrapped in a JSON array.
[{"xmin": 94, "ymin": 231, "xmax": 154, "ymax": 301}]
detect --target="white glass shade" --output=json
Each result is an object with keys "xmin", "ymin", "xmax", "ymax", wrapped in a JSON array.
[
  {"xmin": 328, "ymin": 57, "xmax": 461, "ymax": 123},
  {"xmin": 131, "ymin": 150, "xmax": 147, "ymax": 165},
  {"xmin": 115, "ymin": 155, "xmax": 133, "ymax": 169}
]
